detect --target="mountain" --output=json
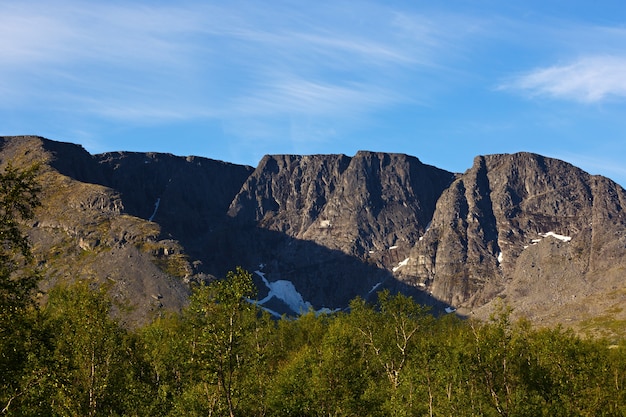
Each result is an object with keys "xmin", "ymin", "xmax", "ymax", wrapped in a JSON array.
[
  {"xmin": 2, "ymin": 136, "xmax": 625, "ymax": 334},
  {"xmin": 226, "ymin": 152, "xmax": 454, "ymax": 310},
  {"xmin": 414, "ymin": 153, "xmax": 626, "ymax": 330},
  {"xmin": 0, "ymin": 136, "xmax": 252, "ymax": 325}
]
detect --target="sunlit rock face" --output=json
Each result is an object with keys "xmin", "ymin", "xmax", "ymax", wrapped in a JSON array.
[
  {"xmin": 400, "ymin": 152, "xmax": 626, "ymax": 323},
  {"xmin": 226, "ymin": 151, "xmax": 454, "ymax": 309},
  {"xmin": 3, "ymin": 136, "xmax": 626, "ymax": 329},
  {"xmin": 228, "ymin": 152, "xmax": 453, "ymax": 255}
]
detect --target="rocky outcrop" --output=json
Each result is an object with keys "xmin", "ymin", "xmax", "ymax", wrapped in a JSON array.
[{"xmin": 93, "ymin": 151, "xmax": 253, "ymax": 267}]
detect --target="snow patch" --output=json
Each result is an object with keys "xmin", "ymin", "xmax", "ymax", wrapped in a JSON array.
[
  {"xmin": 497, "ymin": 251, "xmax": 503, "ymax": 263},
  {"xmin": 254, "ymin": 271, "xmax": 339, "ymax": 317},
  {"xmin": 389, "ymin": 245, "xmax": 398, "ymax": 250},
  {"xmin": 540, "ymin": 231, "xmax": 572, "ymax": 242},
  {"xmin": 368, "ymin": 282, "xmax": 382, "ymax": 295},
  {"xmin": 445, "ymin": 307, "xmax": 457, "ymax": 314},
  {"xmin": 315, "ymin": 307, "xmax": 341, "ymax": 316},
  {"xmin": 524, "ymin": 231, "xmax": 572, "ymax": 250},
  {"xmin": 392, "ymin": 257, "xmax": 410, "ymax": 272},
  {"xmin": 253, "ymin": 270, "xmax": 340, "ymax": 316},
  {"xmin": 254, "ymin": 271, "xmax": 312, "ymax": 314},
  {"xmin": 148, "ymin": 198, "xmax": 160, "ymax": 222},
  {"xmin": 320, "ymin": 219, "xmax": 332, "ymax": 228}
]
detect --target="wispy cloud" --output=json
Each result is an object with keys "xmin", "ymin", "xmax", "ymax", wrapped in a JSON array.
[
  {"xmin": 0, "ymin": 2, "xmax": 207, "ymax": 108},
  {"xmin": 230, "ymin": 75, "xmax": 404, "ymax": 118},
  {"xmin": 0, "ymin": 0, "xmax": 470, "ymax": 131},
  {"xmin": 500, "ymin": 55, "xmax": 626, "ymax": 103}
]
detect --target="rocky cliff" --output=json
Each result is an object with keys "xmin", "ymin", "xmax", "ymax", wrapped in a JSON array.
[
  {"xmin": 398, "ymin": 153, "xmax": 626, "ymax": 330},
  {"xmin": 2, "ymin": 136, "xmax": 625, "ymax": 333},
  {"xmin": 226, "ymin": 152, "xmax": 454, "ymax": 310}
]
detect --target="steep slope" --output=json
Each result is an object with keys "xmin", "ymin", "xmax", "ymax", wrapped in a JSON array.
[
  {"xmin": 229, "ymin": 151, "xmax": 453, "ymax": 260},
  {"xmin": 398, "ymin": 153, "xmax": 626, "ymax": 334},
  {"xmin": 0, "ymin": 136, "xmax": 252, "ymax": 325},
  {"xmin": 92, "ymin": 150, "xmax": 254, "ymax": 273},
  {"xmin": 227, "ymin": 151, "xmax": 454, "ymax": 308}
]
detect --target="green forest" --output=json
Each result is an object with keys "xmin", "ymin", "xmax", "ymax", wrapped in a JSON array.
[{"xmin": 1, "ymin": 165, "xmax": 626, "ymax": 416}]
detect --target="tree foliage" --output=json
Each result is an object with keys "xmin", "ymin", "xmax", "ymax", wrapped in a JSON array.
[
  {"xmin": 4, "ymin": 264, "xmax": 626, "ymax": 416},
  {"xmin": 0, "ymin": 163, "xmax": 41, "ymax": 414},
  {"xmin": 0, "ymin": 162, "xmax": 41, "ymax": 317}
]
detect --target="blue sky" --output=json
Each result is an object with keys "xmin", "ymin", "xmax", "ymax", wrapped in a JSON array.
[{"xmin": 2, "ymin": 1, "xmax": 626, "ymax": 186}]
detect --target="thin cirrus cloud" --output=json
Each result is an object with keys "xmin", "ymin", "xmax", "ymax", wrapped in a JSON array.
[
  {"xmin": 0, "ymin": 2, "xmax": 207, "ymax": 109},
  {"xmin": 231, "ymin": 77, "xmax": 402, "ymax": 117},
  {"xmin": 0, "ymin": 0, "xmax": 465, "ymax": 128},
  {"xmin": 501, "ymin": 55, "xmax": 626, "ymax": 103}
]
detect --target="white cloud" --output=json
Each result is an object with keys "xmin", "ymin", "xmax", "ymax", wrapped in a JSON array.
[
  {"xmin": 0, "ymin": 0, "xmax": 468, "ymax": 127},
  {"xmin": 501, "ymin": 55, "xmax": 626, "ymax": 103}
]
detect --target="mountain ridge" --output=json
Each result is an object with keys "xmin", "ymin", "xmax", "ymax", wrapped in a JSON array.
[{"xmin": 2, "ymin": 136, "xmax": 625, "ymax": 334}]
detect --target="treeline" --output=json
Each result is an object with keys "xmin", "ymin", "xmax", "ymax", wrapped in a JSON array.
[{"xmin": 2, "ymin": 267, "xmax": 625, "ymax": 416}]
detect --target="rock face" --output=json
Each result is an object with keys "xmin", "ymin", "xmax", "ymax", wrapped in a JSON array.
[
  {"xmin": 92, "ymin": 151, "xmax": 254, "ymax": 270},
  {"xmin": 2, "ymin": 136, "xmax": 626, "ymax": 332},
  {"xmin": 229, "ymin": 152, "xmax": 453, "ymax": 258},
  {"xmin": 399, "ymin": 153, "xmax": 626, "ymax": 328},
  {"xmin": 226, "ymin": 152, "xmax": 454, "ymax": 308}
]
